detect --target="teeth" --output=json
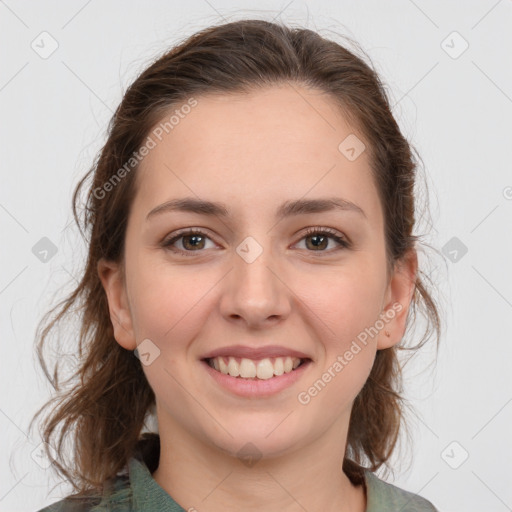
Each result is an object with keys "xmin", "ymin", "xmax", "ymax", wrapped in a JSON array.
[
  {"xmin": 256, "ymin": 359, "xmax": 274, "ymax": 380},
  {"xmin": 274, "ymin": 357, "xmax": 284, "ymax": 376},
  {"xmin": 209, "ymin": 356, "xmax": 303, "ymax": 379},
  {"xmin": 218, "ymin": 357, "xmax": 228, "ymax": 373},
  {"xmin": 227, "ymin": 357, "xmax": 240, "ymax": 377},
  {"xmin": 239, "ymin": 358, "xmax": 256, "ymax": 378}
]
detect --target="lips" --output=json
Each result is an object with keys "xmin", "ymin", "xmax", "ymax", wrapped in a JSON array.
[
  {"xmin": 201, "ymin": 356, "xmax": 312, "ymax": 397},
  {"xmin": 200, "ymin": 344, "xmax": 312, "ymax": 361}
]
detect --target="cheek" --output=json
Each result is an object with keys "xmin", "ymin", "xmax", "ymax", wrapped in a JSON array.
[
  {"xmin": 129, "ymin": 263, "xmax": 212, "ymax": 341},
  {"xmin": 296, "ymin": 264, "xmax": 386, "ymax": 343},
  {"xmin": 318, "ymin": 352, "xmax": 375, "ymax": 416},
  {"xmin": 292, "ymin": 266, "xmax": 382, "ymax": 400}
]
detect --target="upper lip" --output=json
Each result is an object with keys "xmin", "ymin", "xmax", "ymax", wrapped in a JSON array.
[{"xmin": 201, "ymin": 345, "xmax": 312, "ymax": 361}]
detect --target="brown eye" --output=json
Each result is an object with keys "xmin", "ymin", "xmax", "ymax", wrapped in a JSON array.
[
  {"xmin": 162, "ymin": 229, "xmax": 216, "ymax": 256},
  {"xmin": 181, "ymin": 234, "xmax": 206, "ymax": 250},
  {"xmin": 296, "ymin": 227, "xmax": 350, "ymax": 253},
  {"xmin": 305, "ymin": 233, "xmax": 329, "ymax": 251}
]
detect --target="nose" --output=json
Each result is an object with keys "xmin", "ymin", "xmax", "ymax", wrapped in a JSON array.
[{"xmin": 219, "ymin": 241, "xmax": 292, "ymax": 329}]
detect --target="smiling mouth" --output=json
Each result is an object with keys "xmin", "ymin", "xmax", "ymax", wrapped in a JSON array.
[{"xmin": 204, "ymin": 356, "xmax": 310, "ymax": 380}]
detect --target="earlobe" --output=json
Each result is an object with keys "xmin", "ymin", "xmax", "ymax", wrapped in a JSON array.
[
  {"xmin": 97, "ymin": 258, "xmax": 137, "ymax": 351},
  {"xmin": 377, "ymin": 249, "xmax": 418, "ymax": 350}
]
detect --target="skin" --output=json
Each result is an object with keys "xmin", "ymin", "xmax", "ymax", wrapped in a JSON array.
[{"xmin": 98, "ymin": 83, "xmax": 417, "ymax": 512}]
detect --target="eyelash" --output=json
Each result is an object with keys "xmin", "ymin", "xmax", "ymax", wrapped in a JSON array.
[{"xmin": 161, "ymin": 227, "xmax": 350, "ymax": 257}]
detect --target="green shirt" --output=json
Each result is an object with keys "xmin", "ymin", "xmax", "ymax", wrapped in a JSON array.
[{"xmin": 37, "ymin": 453, "xmax": 438, "ymax": 511}]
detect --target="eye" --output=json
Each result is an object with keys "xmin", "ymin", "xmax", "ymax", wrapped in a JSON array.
[
  {"xmin": 162, "ymin": 229, "xmax": 217, "ymax": 256},
  {"xmin": 161, "ymin": 226, "xmax": 350, "ymax": 257},
  {"xmin": 294, "ymin": 227, "xmax": 350, "ymax": 254}
]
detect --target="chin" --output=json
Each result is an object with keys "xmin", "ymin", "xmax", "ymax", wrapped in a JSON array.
[{"xmin": 202, "ymin": 418, "xmax": 307, "ymax": 462}]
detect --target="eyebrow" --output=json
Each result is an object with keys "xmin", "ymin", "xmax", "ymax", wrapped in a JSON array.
[{"xmin": 146, "ymin": 196, "xmax": 367, "ymax": 222}]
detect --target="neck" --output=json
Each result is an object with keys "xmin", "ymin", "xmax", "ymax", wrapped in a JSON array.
[{"xmin": 152, "ymin": 416, "xmax": 366, "ymax": 512}]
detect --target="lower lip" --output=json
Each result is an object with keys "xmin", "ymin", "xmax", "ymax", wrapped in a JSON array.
[{"xmin": 201, "ymin": 359, "xmax": 312, "ymax": 398}]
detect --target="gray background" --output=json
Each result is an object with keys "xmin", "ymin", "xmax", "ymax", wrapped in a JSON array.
[{"xmin": 1, "ymin": 1, "xmax": 511, "ymax": 511}]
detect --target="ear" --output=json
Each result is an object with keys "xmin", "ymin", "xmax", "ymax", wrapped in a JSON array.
[
  {"xmin": 97, "ymin": 257, "xmax": 137, "ymax": 350},
  {"xmin": 377, "ymin": 248, "xmax": 418, "ymax": 350}
]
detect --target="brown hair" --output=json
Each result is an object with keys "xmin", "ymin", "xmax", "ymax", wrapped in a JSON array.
[{"xmin": 31, "ymin": 18, "xmax": 441, "ymax": 494}]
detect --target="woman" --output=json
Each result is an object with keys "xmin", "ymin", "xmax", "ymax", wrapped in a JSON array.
[{"xmin": 33, "ymin": 18, "xmax": 441, "ymax": 511}]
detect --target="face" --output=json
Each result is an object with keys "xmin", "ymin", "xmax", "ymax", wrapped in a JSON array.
[{"xmin": 98, "ymin": 83, "xmax": 416, "ymax": 460}]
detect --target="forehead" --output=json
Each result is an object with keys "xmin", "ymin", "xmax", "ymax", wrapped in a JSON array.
[{"xmin": 133, "ymin": 84, "xmax": 381, "ymax": 225}]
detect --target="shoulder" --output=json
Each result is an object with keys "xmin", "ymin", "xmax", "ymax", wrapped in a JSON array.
[
  {"xmin": 35, "ymin": 436, "xmax": 161, "ymax": 512},
  {"xmin": 364, "ymin": 470, "xmax": 438, "ymax": 512},
  {"xmin": 35, "ymin": 495, "xmax": 102, "ymax": 512},
  {"xmin": 35, "ymin": 474, "xmax": 132, "ymax": 512}
]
